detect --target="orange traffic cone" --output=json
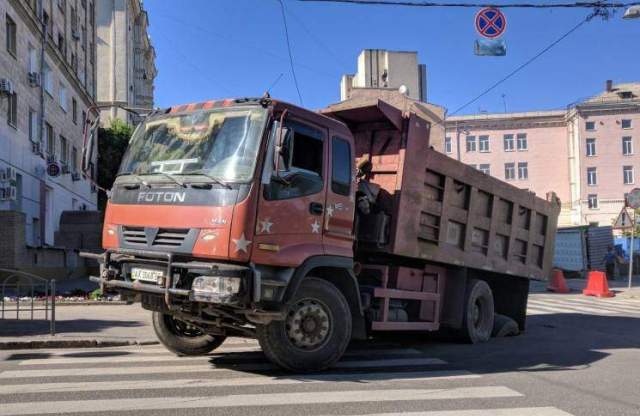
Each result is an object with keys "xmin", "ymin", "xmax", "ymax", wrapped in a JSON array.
[
  {"xmin": 583, "ymin": 271, "xmax": 614, "ymax": 298},
  {"xmin": 547, "ymin": 269, "xmax": 570, "ymax": 293}
]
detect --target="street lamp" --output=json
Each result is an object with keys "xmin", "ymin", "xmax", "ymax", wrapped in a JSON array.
[{"xmin": 623, "ymin": 5, "xmax": 640, "ymax": 19}]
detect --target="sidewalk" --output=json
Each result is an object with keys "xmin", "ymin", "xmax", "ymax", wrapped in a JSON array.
[{"xmin": 0, "ymin": 304, "xmax": 157, "ymax": 349}]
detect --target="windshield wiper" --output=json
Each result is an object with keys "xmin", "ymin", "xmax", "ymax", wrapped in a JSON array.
[
  {"xmin": 182, "ymin": 172, "xmax": 232, "ymax": 189},
  {"xmin": 144, "ymin": 172, "xmax": 187, "ymax": 188},
  {"xmin": 116, "ymin": 172, "xmax": 149, "ymax": 188}
]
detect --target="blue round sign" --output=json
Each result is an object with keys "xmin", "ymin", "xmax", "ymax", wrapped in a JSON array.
[{"xmin": 475, "ymin": 7, "xmax": 507, "ymax": 39}]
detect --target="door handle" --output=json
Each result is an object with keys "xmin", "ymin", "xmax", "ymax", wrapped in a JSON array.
[{"xmin": 309, "ymin": 202, "xmax": 324, "ymax": 215}]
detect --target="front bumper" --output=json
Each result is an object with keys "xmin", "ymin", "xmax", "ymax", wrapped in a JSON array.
[{"xmin": 81, "ymin": 248, "xmax": 251, "ymax": 306}]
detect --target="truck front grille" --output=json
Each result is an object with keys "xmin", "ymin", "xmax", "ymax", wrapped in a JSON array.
[{"xmin": 121, "ymin": 226, "xmax": 190, "ymax": 247}]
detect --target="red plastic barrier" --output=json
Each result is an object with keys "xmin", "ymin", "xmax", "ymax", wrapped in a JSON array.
[
  {"xmin": 547, "ymin": 269, "xmax": 570, "ymax": 293},
  {"xmin": 583, "ymin": 271, "xmax": 614, "ymax": 298}
]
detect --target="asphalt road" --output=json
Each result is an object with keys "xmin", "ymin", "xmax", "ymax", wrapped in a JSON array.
[{"xmin": 1, "ymin": 292, "xmax": 639, "ymax": 416}]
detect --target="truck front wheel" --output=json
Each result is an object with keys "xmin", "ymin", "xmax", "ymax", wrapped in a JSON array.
[
  {"xmin": 460, "ymin": 279, "xmax": 495, "ymax": 344},
  {"xmin": 257, "ymin": 277, "xmax": 352, "ymax": 372},
  {"xmin": 152, "ymin": 312, "xmax": 226, "ymax": 356}
]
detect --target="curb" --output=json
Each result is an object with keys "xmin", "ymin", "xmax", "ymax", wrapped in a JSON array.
[{"xmin": 0, "ymin": 339, "xmax": 159, "ymax": 350}]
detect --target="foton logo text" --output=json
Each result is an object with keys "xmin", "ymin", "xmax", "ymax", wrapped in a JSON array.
[{"xmin": 137, "ymin": 192, "xmax": 186, "ymax": 203}]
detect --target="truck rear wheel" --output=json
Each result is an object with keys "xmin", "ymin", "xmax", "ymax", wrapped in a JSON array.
[
  {"xmin": 460, "ymin": 279, "xmax": 494, "ymax": 344},
  {"xmin": 257, "ymin": 277, "xmax": 352, "ymax": 372},
  {"xmin": 152, "ymin": 312, "xmax": 226, "ymax": 356}
]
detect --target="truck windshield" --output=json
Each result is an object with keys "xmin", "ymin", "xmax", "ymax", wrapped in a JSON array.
[{"xmin": 118, "ymin": 106, "xmax": 267, "ymax": 183}]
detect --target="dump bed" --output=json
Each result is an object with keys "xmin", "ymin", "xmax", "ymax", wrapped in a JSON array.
[{"xmin": 323, "ymin": 98, "xmax": 561, "ymax": 281}]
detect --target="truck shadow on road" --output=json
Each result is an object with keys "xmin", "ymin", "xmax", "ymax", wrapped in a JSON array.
[{"xmin": 204, "ymin": 313, "xmax": 640, "ymax": 380}]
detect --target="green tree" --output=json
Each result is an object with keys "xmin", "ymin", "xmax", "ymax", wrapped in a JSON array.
[{"xmin": 97, "ymin": 119, "xmax": 132, "ymax": 211}]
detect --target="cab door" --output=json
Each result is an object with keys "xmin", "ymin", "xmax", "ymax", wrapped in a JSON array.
[
  {"xmin": 253, "ymin": 116, "xmax": 328, "ymax": 266},
  {"xmin": 323, "ymin": 133, "xmax": 355, "ymax": 257}
]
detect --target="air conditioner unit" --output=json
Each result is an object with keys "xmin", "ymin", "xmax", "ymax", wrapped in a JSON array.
[
  {"xmin": 71, "ymin": 172, "xmax": 81, "ymax": 181},
  {"xmin": 28, "ymin": 72, "xmax": 41, "ymax": 87},
  {"xmin": 72, "ymin": 29, "xmax": 80, "ymax": 40},
  {"xmin": 6, "ymin": 167, "xmax": 17, "ymax": 182},
  {"xmin": 0, "ymin": 186, "xmax": 16, "ymax": 201},
  {"xmin": 61, "ymin": 164, "xmax": 70, "ymax": 174},
  {"xmin": 32, "ymin": 142, "xmax": 42, "ymax": 155},
  {"xmin": 0, "ymin": 79, "xmax": 14, "ymax": 95},
  {"xmin": 47, "ymin": 154, "xmax": 57, "ymax": 163}
]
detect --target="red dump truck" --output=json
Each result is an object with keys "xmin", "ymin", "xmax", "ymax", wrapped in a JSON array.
[{"xmin": 82, "ymin": 96, "xmax": 560, "ymax": 371}]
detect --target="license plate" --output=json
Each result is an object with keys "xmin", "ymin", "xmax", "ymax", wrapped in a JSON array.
[{"xmin": 131, "ymin": 267, "xmax": 164, "ymax": 283}]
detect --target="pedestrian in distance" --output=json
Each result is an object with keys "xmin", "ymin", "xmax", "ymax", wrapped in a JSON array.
[{"xmin": 603, "ymin": 245, "xmax": 624, "ymax": 281}]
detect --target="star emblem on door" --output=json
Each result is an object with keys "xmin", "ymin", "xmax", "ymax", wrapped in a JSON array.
[
  {"xmin": 232, "ymin": 233, "xmax": 252, "ymax": 253},
  {"xmin": 258, "ymin": 218, "xmax": 273, "ymax": 234}
]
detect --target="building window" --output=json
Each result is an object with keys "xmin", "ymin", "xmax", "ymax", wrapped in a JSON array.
[
  {"xmin": 588, "ymin": 194, "xmax": 598, "ymax": 209},
  {"xmin": 466, "ymin": 136, "xmax": 476, "ymax": 152},
  {"xmin": 516, "ymin": 133, "xmax": 528, "ymax": 151},
  {"xmin": 29, "ymin": 109, "xmax": 38, "ymax": 142},
  {"xmin": 71, "ymin": 146, "xmax": 78, "ymax": 172},
  {"xmin": 478, "ymin": 135, "xmax": 490, "ymax": 152},
  {"xmin": 624, "ymin": 166, "xmax": 634, "ymax": 185},
  {"xmin": 479, "ymin": 164, "xmax": 490, "ymax": 175},
  {"xmin": 72, "ymin": 98, "xmax": 78, "ymax": 124},
  {"xmin": 586, "ymin": 121, "xmax": 595, "ymax": 131},
  {"xmin": 57, "ymin": 31, "xmax": 65, "ymax": 55},
  {"xmin": 45, "ymin": 122, "xmax": 55, "ymax": 156},
  {"xmin": 586, "ymin": 138, "xmax": 596, "ymax": 156},
  {"xmin": 7, "ymin": 92, "xmax": 17, "ymax": 128},
  {"xmin": 622, "ymin": 119, "xmax": 632, "ymax": 129},
  {"xmin": 623, "ymin": 136, "xmax": 633, "ymax": 155},
  {"xmin": 28, "ymin": 45, "xmax": 38, "ymax": 73},
  {"xmin": 504, "ymin": 163, "xmax": 515, "ymax": 180},
  {"xmin": 59, "ymin": 83, "xmax": 68, "ymax": 112},
  {"xmin": 444, "ymin": 136, "xmax": 452, "ymax": 154},
  {"xmin": 503, "ymin": 134, "xmax": 514, "ymax": 152},
  {"xmin": 43, "ymin": 62, "xmax": 53, "ymax": 95},
  {"xmin": 59, "ymin": 136, "xmax": 68, "ymax": 163},
  {"xmin": 518, "ymin": 162, "xmax": 528, "ymax": 180},
  {"xmin": 587, "ymin": 167, "xmax": 597, "ymax": 186},
  {"xmin": 6, "ymin": 14, "xmax": 17, "ymax": 58}
]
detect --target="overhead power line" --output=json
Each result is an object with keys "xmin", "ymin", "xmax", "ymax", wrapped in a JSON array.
[
  {"xmin": 277, "ymin": 0, "xmax": 304, "ymax": 106},
  {"xmin": 298, "ymin": 0, "xmax": 640, "ymax": 9}
]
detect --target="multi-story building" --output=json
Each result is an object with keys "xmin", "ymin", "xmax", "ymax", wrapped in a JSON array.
[
  {"xmin": 341, "ymin": 49, "xmax": 427, "ymax": 102},
  {"xmin": 444, "ymin": 81, "xmax": 640, "ymax": 228},
  {"xmin": 0, "ymin": 0, "xmax": 98, "ymax": 267},
  {"xmin": 96, "ymin": 0, "xmax": 156, "ymax": 126}
]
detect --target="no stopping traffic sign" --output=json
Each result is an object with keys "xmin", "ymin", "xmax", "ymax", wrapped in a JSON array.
[{"xmin": 475, "ymin": 7, "xmax": 507, "ymax": 39}]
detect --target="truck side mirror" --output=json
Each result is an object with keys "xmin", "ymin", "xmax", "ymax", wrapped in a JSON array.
[{"xmin": 82, "ymin": 114, "xmax": 100, "ymax": 179}]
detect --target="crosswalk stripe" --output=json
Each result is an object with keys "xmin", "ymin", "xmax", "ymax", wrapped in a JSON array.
[
  {"xmin": 0, "ymin": 387, "xmax": 523, "ymax": 415},
  {"xmin": 527, "ymin": 300, "xmax": 621, "ymax": 315},
  {"xmin": 16, "ymin": 347, "xmax": 424, "ymax": 366},
  {"xmin": 0, "ymin": 357, "xmax": 446, "ymax": 378},
  {"xmin": 0, "ymin": 370, "xmax": 479, "ymax": 395},
  {"xmin": 315, "ymin": 408, "xmax": 574, "ymax": 416}
]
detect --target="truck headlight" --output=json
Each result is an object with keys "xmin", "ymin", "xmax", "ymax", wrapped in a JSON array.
[{"xmin": 190, "ymin": 276, "xmax": 241, "ymax": 303}]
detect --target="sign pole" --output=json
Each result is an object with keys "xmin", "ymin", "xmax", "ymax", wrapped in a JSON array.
[{"xmin": 630, "ymin": 210, "xmax": 635, "ymax": 289}]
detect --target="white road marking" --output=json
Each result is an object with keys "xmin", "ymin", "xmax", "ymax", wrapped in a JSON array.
[
  {"xmin": 17, "ymin": 348, "xmax": 424, "ymax": 365},
  {"xmin": 0, "ymin": 357, "xmax": 446, "ymax": 378},
  {"xmin": 316, "ymin": 407, "xmax": 573, "ymax": 416},
  {"xmin": 0, "ymin": 387, "xmax": 522, "ymax": 415},
  {"xmin": 0, "ymin": 370, "xmax": 479, "ymax": 395},
  {"xmin": 314, "ymin": 408, "xmax": 574, "ymax": 416},
  {"xmin": 528, "ymin": 300, "xmax": 621, "ymax": 315}
]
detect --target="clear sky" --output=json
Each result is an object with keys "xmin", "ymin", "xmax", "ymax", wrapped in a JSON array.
[{"xmin": 145, "ymin": 0, "xmax": 640, "ymax": 115}]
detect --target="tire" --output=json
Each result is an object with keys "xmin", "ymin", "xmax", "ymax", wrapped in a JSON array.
[
  {"xmin": 152, "ymin": 312, "xmax": 226, "ymax": 356},
  {"xmin": 257, "ymin": 277, "xmax": 352, "ymax": 372},
  {"xmin": 460, "ymin": 279, "xmax": 495, "ymax": 344}
]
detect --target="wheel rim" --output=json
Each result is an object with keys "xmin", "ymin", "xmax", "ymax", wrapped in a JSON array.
[
  {"xmin": 285, "ymin": 298, "xmax": 332, "ymax": 351},
  {"xmin": 165, "ymin": 315, "xmax": 204, "ymax": 338},
  {"xmin": 472, "ymin": 296, "xmax": 490, "ymax": 330}
]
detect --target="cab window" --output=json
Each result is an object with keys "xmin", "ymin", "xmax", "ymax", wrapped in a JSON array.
[{"xmin": 331, "ymin": 136, "xmax": 351, "ymax": 196}]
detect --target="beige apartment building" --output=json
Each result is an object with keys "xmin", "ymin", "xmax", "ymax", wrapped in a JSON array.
[
  {"xmin": 96, "ymin": 0, "xmax": 156, "ymax": 126},
  {"xmin": 444, "ymin": 81, "xmax": 640, "ymax": 228},
  {"xmin": 0, "ymin": 0, "xmax": 98, "ymax": 273}
]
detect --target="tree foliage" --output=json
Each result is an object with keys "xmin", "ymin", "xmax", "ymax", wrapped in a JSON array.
[{"xmin": 97, "ymin": 119, "xmax": 132, "ymax": 211}]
